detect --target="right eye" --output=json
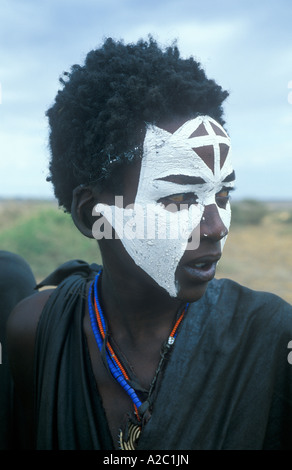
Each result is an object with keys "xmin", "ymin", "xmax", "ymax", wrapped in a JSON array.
[{"xmin": 158, "ymin": 193, "xmax": 199, "ymax": 209}]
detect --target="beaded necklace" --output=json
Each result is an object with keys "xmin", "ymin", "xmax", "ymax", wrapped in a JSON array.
[{"xmin": 87, "ymin": 269, "xmax": 189, "ymax": 449}]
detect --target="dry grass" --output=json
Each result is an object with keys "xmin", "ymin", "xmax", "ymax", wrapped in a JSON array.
[
  {"xmin": 0, "ymin": 198, "xmax": 291, "ymax": 304},
  {"xmin": 217, "ymin": 216, "xmax": 292, "ymax": 304}
]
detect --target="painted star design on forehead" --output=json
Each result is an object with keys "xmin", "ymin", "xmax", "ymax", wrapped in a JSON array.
[
  {"xmin": 136, "ymin": 115, "xmax": 233, "ymax": 206},
  {"xmin": 186, "ymin": 118, "xmax": 230, "ymax": 177}
]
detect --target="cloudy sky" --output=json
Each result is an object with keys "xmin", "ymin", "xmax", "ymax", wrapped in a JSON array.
[{"xmin": 0, "ymin": 0, "xmax": 292, "ymax": 201}]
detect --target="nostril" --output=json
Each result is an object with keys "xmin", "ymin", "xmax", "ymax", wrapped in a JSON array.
[{"xmin": 201, "ymin": 204, "xmax": 228, "ymax": 241}]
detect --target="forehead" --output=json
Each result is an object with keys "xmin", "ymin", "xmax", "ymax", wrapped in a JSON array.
[{"xmin": 141, "ymin": 116, "xmax": 232, "ymax": 183}]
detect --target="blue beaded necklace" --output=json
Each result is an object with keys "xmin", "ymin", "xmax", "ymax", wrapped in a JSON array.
[
  {"xmin": 87, "ymin": 269, "xmax": 189, "ymax": 449},
  {"xmin": 88, "ymin": 270, "xmax": 142, "ymax": 413}
]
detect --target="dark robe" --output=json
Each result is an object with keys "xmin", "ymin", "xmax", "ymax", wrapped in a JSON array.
[
  {"xmin": 33, "ymin": 260, "xmax": 292, "ymax": 450},
  {"xmin": 0, "ymin": 251, "xmax": 36, "ymax": 449}
]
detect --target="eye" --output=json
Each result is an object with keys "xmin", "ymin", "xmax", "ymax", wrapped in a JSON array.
[
  {"xmin": 158, "ymin": 192, "xmax": 199, "ymax": 209},
  {"xmin": 216, "ymin": 187, "xmax": 233, "ymax": 208}
]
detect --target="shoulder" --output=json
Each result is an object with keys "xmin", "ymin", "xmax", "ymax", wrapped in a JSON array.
[
  {"xmin": 210, "ymin": 277, "xmax": 292, "ymax": 335},
  {"xmin": 6, "ymin": 289, "xmax": 55, "ymax": 401},
  {"xmin": 212, "ymin": 277, "xmax": 292, "ymax": 308},
  {"xmin": 7, "ymin": 288, "xmax": 54, "ymax": 346},
  {"xmin": 5, "ymin": 289, "xmax": 54, "ymax": 448}
]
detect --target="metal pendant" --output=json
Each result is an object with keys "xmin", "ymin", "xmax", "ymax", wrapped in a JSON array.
[{"xmin": 119, "ymin": 422, "xmax": 141, "ymax": 450}]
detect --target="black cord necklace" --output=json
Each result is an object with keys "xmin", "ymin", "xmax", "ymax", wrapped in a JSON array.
[{"xmin": 88, "ymin": 269, "xmax": 189, "ymax": 449}]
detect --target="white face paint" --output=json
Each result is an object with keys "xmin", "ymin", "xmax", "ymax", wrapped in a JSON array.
[{"xmin": 94, "ymin": 115, "xmax": 234, "ymax": 297}]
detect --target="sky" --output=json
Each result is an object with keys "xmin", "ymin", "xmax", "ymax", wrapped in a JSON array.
[{"xmin": 0, "ymin": 0, "xmax": 292, "ymax": 201}]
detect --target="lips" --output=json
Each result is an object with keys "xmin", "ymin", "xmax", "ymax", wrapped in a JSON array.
[{"xmin": 181, "ymin": 254, "xmax": 221, "ymax": 283}]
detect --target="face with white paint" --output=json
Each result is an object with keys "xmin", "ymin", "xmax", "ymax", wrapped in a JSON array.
[{"xmin": 94, "ymin": 115, "xmax": 235, "ymax": 301}]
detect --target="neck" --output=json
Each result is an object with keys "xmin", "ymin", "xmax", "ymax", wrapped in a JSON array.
[{"xmin": 99, "ymin": 263, "xmax": 184, "ymax": 345}]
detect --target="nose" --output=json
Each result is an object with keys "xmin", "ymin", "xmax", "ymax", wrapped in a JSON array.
[{"xmin": 200, "ymin": 204, "xmax": 228, "ymax": 241}]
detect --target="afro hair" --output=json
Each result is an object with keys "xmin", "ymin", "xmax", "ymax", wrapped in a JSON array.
[{"xmin": 46, "ymin": 36, "xmax": 229, "ymax": 212}]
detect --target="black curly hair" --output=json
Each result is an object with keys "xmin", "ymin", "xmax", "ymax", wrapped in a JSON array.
[{"xmin": 46, "ymin": 36, "xmax": 229, "ymax": 212}]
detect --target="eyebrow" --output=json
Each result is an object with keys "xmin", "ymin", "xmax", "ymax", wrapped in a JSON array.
[
  {"xmin": 156, "ymin": 171, "xmax": 236, "ymax": 185},
  {"xmin": 223, "ymin": 170, "xmax": 236, "ymax": 182},
  {"xmin": 156, "ymin": 175, "xmax": 206, "ymax": 185}
]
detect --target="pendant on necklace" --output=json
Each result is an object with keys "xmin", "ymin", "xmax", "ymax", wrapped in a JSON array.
[{"xmin": 119, "ymin": 421, "xmax": 141, "ymax": 450}]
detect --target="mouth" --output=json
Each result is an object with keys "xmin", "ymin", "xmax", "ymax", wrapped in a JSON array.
[{"xmin": 181, "ymin": 254, "xmax": 221, "ymax": 283}]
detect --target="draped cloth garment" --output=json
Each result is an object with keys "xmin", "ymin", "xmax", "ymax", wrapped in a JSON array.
[{"xmin": 34, "ymin": 260, "xmax": 292, "ymax": 450}]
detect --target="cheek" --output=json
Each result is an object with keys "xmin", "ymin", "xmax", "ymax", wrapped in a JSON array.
[
  {"xmin": 200, "ymin": 190, "xmax": 232, "ymax": 233},
  {"xmin": 218, "ymin": 202, "xmax": 231, "ymax": 251},
  {"xmin": 218, "ymin": 202, "xmax": 231, "ymax": 231},
  {"xmin": 166, "ymin": 204, "xmax": 204, "ymax": 241}
]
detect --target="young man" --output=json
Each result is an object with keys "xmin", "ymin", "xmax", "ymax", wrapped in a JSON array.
[
  {"xmin": 7, "ymin": 37, "xmax": 292, "ymax": 450},
  {"xmin": 0, "ymin": 251, "xmax": 36, "ymax": 449}
]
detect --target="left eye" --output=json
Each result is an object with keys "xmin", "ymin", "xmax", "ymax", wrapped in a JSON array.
[{"xmin": 216, "ymin": 188, "xmax": 232, "ymax": 208}]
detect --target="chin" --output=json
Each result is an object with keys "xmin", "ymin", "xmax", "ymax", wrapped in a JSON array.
[{"xmin": 175, "ymin": 280, "xmax": 209, "ymax": 303}]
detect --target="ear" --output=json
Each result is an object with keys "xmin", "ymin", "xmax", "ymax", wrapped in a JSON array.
[{"xmin": 71, "ymin": 185, "xmax": 97, "ymax": 239}]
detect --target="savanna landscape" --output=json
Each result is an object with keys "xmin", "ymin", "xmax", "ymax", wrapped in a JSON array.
[{"xmin": 0, "ymin": 198, "xmax": 291, "ymax": 304}]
